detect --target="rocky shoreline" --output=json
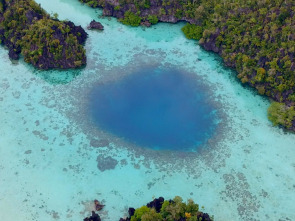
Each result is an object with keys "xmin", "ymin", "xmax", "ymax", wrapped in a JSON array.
[
  {"xmin": 84, "ymin": 197, "xmax": 213, "ymax": 221},
  {"xmin": 0, "ymin": 0, "xmax": 87, "ymax": 69}
]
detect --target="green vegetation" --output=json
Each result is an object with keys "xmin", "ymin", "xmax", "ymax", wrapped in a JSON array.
[
  {"xmin": 81, "ymin": 0, "xmax": 99, "ymax": 7},
  {"xmin": 147, "ymin": 15, "xmax": 158, "ymax": 25},
  {"xmin": 268, "ymin": 102, "xmax": 295, "ymax": 129},
  {"xmin": 130, "ymin": 196, "xmax": 213, "ymax": 221},
  {"xmin": 131, "ymin": 206, "xmax": 156, "ymax": 221},
  {"xmin": 20, "ymin": 18, "xmax": 85, "ymax": 69},
  {"xmin": 0, "ymin": 0, "xmax": 86, "ymax": 69},
  {"xmin": 181, "ymin": 24, "xmax": 203, "ymax": 40},
  {"xmin": 0, "ymin": 1, "xmax": 4, "ymax": 13},
  {"xmin": 121, "ymin": 11, "xmax": 142, "ymax": 27},
  {"xmin": 78, "ymin": 0, "xmax": 295, "ymax": 130}
]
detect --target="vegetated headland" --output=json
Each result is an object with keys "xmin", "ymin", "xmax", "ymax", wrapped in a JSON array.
[
  {"xmin": 79, "ymin": 0, "xmax": 295, "ymax": 131},
  {"xmin": 0, "ymin": 0, "xmax": 87, "ymax": 69}
]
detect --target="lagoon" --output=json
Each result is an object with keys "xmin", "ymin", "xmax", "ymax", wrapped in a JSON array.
[{"xmin": 0, "ymin": 0, "xmax": 294, "ymax": 220}]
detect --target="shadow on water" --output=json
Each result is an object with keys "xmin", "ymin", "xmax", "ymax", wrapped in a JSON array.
[
  {"xmin": 2, "ymin": 51, "xmax": 84, "ymax": 85},
  {"xmin": 32, "ymin": 66, "xmax": 83, "ymax": 85}
]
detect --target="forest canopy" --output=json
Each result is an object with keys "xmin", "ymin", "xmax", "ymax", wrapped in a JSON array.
[{"xmin": 0, "ymin": 0, "xmax": 87, "ymax": 69}]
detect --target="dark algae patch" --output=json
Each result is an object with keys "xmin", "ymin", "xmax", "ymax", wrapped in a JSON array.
[
  {"xmin": 88, "ymin": 67, "xmax": 218, "ymax": 151},
  {"xmin": 79, "ymin": 0, "xmax": 295, "ymax": 130}
]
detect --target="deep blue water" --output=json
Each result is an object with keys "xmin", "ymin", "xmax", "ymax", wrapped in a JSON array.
[{"xmin": 89, "ymin": 68, "xmax": 218, "ymax": 151}]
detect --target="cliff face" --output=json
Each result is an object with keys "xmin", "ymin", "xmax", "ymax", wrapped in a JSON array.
[
  {"xmin": 88, "ymin": 0, "xmax": 198, "ymax": 24},
  {"xmin": 0, "ymin": 0, "xmax": 87, "ymax": 69}
]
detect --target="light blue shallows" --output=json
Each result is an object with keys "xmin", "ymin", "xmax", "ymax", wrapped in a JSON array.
[{"xmin": 0, "ymin": 0, "xmax": 294, "ymax": 220}]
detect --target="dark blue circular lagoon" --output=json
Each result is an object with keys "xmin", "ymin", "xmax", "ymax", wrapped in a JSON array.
[{"xmin": 89, "ymin": 67, "xmax": 218, "ymax": 151}]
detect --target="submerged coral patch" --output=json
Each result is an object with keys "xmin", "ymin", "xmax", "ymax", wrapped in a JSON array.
[
  {"xmin": 90, "ymin": 138, "xmax": 109, "ymax": 148},
  {"xmin": 88, "ymin": 67, "xmax": 219, "ymax": 151},
  {"xmin": 96, "ymin": 155, "xmax": 118, "ymax": 172}
]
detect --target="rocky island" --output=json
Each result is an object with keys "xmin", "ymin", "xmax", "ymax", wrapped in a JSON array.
[
  {"xmin": 79, "ymin": 0, "xmax": 295, "ymax": 130},
  {"xmin": 83, "ymin": 197, "xmax": 213, "ymax": 221},
  {"xmin": 87, "ymin": 20, "xmax": 104, "ymax": 30},
  {"xmin": 0, "ymin": 0, "xmax": 87, "ymax": 69}
]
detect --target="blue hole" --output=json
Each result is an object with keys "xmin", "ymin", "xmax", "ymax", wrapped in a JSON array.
[{"xmin": 89, "ymin": 67, "xmax": 218, "ymax": 151}]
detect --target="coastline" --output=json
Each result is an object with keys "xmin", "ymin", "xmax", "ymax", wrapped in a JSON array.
[
  {"xmin": 1, "ymin": 2, "xmax": 295, "ymax": 219},
  {"xmin": 78, "ymin": 0, "xmax": 295, "ymax": 131}
]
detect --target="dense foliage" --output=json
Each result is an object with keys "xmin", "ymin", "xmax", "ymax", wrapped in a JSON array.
[
  {"xmin": 119, "ymin": 196, "xmax": 213, "ymax": 221},
  {"xmin": 181, "ymin": 24, "xmax": 203, "ymax": 40},
  {"xmin": 78, "ymin": 0, "xmax": 295, "ymax": 130},
  {"xmin": 121, "ymin": 11, "xmax": 142, "ymax": 26},
  {"xmin": 268, "ymin": 102, "xmax": 295, "ymax": 129},
  {"xmin": 0, "ymin": 0, "xmax": 87, "ymax": 69}
]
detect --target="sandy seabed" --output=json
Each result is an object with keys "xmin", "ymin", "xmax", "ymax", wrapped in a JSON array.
[{"xmin": 0, "ymin": 0, "xmax": 295, "ymax": 220}]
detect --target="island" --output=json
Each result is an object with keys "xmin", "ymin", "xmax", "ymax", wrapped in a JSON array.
[
  {"xmin": 83, "ymin": 197, "xmax": 213, "ymax": 221},
  {"xmin": 0, "ymin": 0, "xmax": 87, "ymax": 69}
]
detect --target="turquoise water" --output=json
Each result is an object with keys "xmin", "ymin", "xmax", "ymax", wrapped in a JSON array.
[
  {"xmin": 89, "ymin": 67, "xmax": 218, "ymax": 151},
  {"xmin": 0, "ymin": 0, "xmax": 295, "ymax": 220}
]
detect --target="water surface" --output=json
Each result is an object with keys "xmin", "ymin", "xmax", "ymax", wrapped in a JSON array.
[
  {"xmin": 0, "ymin": 0, "xmax": 294, "ymax": 220},
  {"xmin": 89, "ymin": 67, "xmax": 218, "ymax": 151}
]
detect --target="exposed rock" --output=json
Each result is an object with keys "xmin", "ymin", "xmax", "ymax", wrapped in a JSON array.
[
  {"xmin": 87, "ymin": 20, "xmax": 104, "ymax": 30},
  {"xmin": 199, "ymin": 29, "xmax": 220, "ymax": 53},
  {"xmin": 64, "ymin": 21, "xmax": 88, "ymax": 44},
  {"xmin": 158, "ymin": 15, "xmax": 178, "ymax": 23},
  {"xmin": 197, "ymin": 212, "xmax": 213, "ymax": 221},
  {"xmin": 25, "ymin": 10, "xmax": 43, "ymax": 24},
  {"xmin": 94, "ymin": 199, "xmax": 105, "ymax": 211},
  {"xmin": 8, "ymin": 48, "xmax": 19, "ymax": 60},
  {"xmin": 141, "ymin": 20, "xmax": 151, "ymax": 27},
  {"xmin": 146, "ymin": 197, "xmax": 164, "ymax": 212},
  {"xmin": 128, "ymin": 208, "xmax": 135, "ymax": 217},
  {"xmin": 119, "ymin": 208, "xmax": 134, "ymax": 221},
  {"xmin": 102, "ymin": 3, "xmax": 114, "ymax": 16},
  {"xmin": 83, "ymin": 211, "xmax": 101, "ymax": 221}
]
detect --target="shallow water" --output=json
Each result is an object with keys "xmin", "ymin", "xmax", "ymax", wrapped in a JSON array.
[{"xmin": 0, "ymin": 0, "xmax": 295, "ymax": 220}]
